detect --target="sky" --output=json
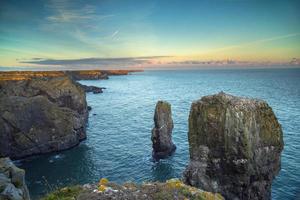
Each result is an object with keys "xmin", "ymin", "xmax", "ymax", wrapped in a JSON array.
[{"xmin": 0, "ymin": 0, "xmax": 300, "ymax": 69}]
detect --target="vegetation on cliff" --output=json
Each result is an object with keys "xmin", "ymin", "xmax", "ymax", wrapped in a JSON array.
[
  {"xmin": 42, "ymin": 178, "xmax": 223, "ymax": 200},
  {"xmin": 0, "ymin": 157, "xmax": 30, "ymax": 200}
]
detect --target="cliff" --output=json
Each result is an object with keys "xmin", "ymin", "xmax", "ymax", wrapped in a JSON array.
[
  {"xmin": 0, "ymin": 69, "xmax": 142, "ymax": 159},
  {"xmin": 0, "ymin": 76, "xmax": 88, "ymax": 159},
  {"xmin": 183, "ymin": 92, "xmax": 284, "ymax": 200},
  {"xmin": 0, "ymin": 157, "xmax": 30, "ymax": 200},
  {"xmin": 0, "ymin": 70, "xmax": 143, "ymax": 81}
]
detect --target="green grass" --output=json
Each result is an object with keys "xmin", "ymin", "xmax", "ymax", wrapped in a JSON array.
[{"xmin": 41, "ymin": 185, "xmax": 83, "ymax": 200}]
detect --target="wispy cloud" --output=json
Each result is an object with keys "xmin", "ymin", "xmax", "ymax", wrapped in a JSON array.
[
  {"xmin": 111, "ymin": 30, "xmax": 119, "ymax": 38},
  {"xmin": 39, "ymin": 0, "xmax": 117, "ymax": 52},
  {"xmin": 45, "ymin": 0, "xmax": 114, "ymax": 24},
  {"xmin": 210, "ymin": 33, "xmax": 300, "ymax": 53}
]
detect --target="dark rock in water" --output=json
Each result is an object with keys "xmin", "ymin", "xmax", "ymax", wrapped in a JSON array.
[
  {"xmin": 87, "ymin": 106, "xmax": 92, "ymax": 111},
  {"xmin": 151, "ymin": 101, "xmax": 176, "ymax": 159},
  {"xmin": 0, "ymin": 157, "xmax": 30, "ymax": 200},
  {"xmin": 79, "ymin": 84, "xmax": 105, "ymax": 94},
  {"xmin": 183, "ymin": 92, "xmax": 284, "ymax": 200},
  {"xmin": 0, "ymin": 76, "xmax": 88, "ymax": 159}
]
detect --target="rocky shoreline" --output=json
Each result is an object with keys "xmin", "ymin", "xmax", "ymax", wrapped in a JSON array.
[
  {"xmin": 0, "ymin": 76, "xmax": 88, "ymax": 160},
  {"xmin": 0, "ymin": 70, "xmax": 140, "ymax": 160},
  {"xmin": 0, "ymin": 71, "xmax": 284, "ymax": 200}
]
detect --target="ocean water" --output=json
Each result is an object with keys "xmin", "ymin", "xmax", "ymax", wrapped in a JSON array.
[{"xmin": 18, "ymin": 68, "xmax": 300, "ymax": 199}]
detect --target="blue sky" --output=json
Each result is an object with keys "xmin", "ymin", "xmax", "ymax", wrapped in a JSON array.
[{"xmin": 0, "ymin": 0, "xmax": 299, "ymax": 69}]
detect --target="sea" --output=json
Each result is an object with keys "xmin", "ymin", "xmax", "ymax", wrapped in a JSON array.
[{"xmin": 17, "ymin": 68, "xmax": 300, "ymax": 199}]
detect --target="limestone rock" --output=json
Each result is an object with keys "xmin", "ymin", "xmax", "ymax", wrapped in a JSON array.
[
  {"xmin": 151, "ymin": 101, "xmax": 176, "ymax": 159},
  {"xmin": 183, "ymin": 92, "xmax": 284, "ymax": 200},
  {"xmin": 0, "ymin": 76, "xmax": 88, "ymax": 159},
  {"xmin": 0, "ymin": 157, "xmax": 30, "ymax": 200}
]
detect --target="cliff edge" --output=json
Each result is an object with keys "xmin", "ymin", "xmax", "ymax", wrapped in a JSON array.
[{"xmin": 0, "ymin": 76, "xmax": 88, "ymax": 159}]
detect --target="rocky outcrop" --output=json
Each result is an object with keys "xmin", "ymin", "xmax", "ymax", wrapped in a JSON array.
[
  {"xmin": 42, "ymin": 178, "xmax": 224, "ymax": 200},
  {"xmin": 151, "ymin": 101, "xmax": 176, "ymax": 159},
  {"xmin": 0, "ymin": 157, "xmax": 30, "ymax": 200},
  {"xmin": 0, "ymin": 76, "xmax": 88, "ymax": 159},
  {"xmin": 183, "ymin": 92, "xmax": 284, "ymax": 200},
  {"xmin": 79, "ymin": 84, "xmax": 106, "ymax": 94}
]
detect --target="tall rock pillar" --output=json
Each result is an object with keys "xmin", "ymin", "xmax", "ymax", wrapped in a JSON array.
[
  {"xmin": 184, "ymin": 92, "xmax": 284, "ymax": 200},
  {"xmin": 151, "ymin": 101, "xmax": 176, "ymax": 159}
]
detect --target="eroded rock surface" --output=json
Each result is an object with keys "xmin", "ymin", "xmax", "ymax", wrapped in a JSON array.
[
  {"xmin": 183, "ymin": 92, "xmax": 284, "ymax": 200},
  {"xmin": 42, "ymin": 179, "xmax": 224, "ymax": 200},
  {"xmin": 151, "ymin": 101, "xmax": 176, "ymax": 159},
  {"xmin": 79, "ymin": 84, "xmax": 105, "ymax": 94},
  {"xmin": 0, "ymin": 76, "xmax": 88, "ymax": 159},
  {"xmin": 0, "ymin": 157, "xmax": 30, "ymax": 200}
]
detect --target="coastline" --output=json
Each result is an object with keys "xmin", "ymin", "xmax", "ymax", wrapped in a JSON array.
[
  {"xmin": 0, "ymin": 69, "xmax": 292, "ymax": 200},
  {"xmin": 0, "ymin": 69, "xmax": 143, "ymax": 81}
]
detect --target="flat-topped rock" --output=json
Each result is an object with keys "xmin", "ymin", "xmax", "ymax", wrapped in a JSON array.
[
  {"xmin": 183, "ymin": 92, "xmax": 284, "ymax": 200},
  {"xmin": 151, "ymin": 101, "xmax": 176, "ymax": 159}
]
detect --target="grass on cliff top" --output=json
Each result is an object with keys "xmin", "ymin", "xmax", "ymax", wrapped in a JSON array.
[
  {"xmin": 41, "ymin": 185, "xmax": 83, "ymax": 200},
  {"xmin": 41, "ymin": 179, "xmax": 223, "ymax": 200}
]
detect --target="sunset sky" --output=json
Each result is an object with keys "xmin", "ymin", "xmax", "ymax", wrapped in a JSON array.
[{"xmin": 0, "ymin": 0, "xmax": 300, "ymax": 69}]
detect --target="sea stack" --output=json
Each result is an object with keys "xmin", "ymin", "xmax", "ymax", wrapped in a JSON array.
[
  {"xmin": 151, "ymin": 101, "xmax": 176, "ymax": 159},
  {"xmin": 0, "ymin": 157, "xmax": 30, "ymax": 200},
  {"xmin": 183, "ymin": 92, "xmax": 284, "ymax": 200}
]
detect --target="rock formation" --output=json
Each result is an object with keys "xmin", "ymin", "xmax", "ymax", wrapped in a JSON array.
[
  {"xmin": 42, "ymin": 178, "xmax": 224, "ymax": 200},
  {"xmin": 0, "ymin": 157, "xmax": 30, "ymax": 200},
  {"xmin": 151, "ymin": 101, "xmax": 176, "ymax": 159},
  {"xmin": 79, "ymin": 84, "xmax": 106, "ymax": 94},
  {"xmin": 0, "ymin": 76, "xmax": 88, "ymax": 159},
  {"xmin": 183, "ymin": 92, "xmax": 284, "ymax": 200}
]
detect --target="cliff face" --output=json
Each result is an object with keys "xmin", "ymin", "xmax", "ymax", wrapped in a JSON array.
[
  {"xmin": 151, "ymin": 101, "xmax": 176, "ymax": 159},
  {"xmin": 0, "ymin": 76, "xmax": 88, "ymax": 159},
  {"xmin": 0, "ymin": 157, "xmax": 30, "ymax": 200},
  {"xmin": 183, "ymin": 92, "xmax": 284, "ymax": 200}
]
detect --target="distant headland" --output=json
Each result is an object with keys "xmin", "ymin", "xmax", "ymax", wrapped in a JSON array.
[{"xmin": 0, "ymin": 69, "xmax": 143, "ymax": 81}]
